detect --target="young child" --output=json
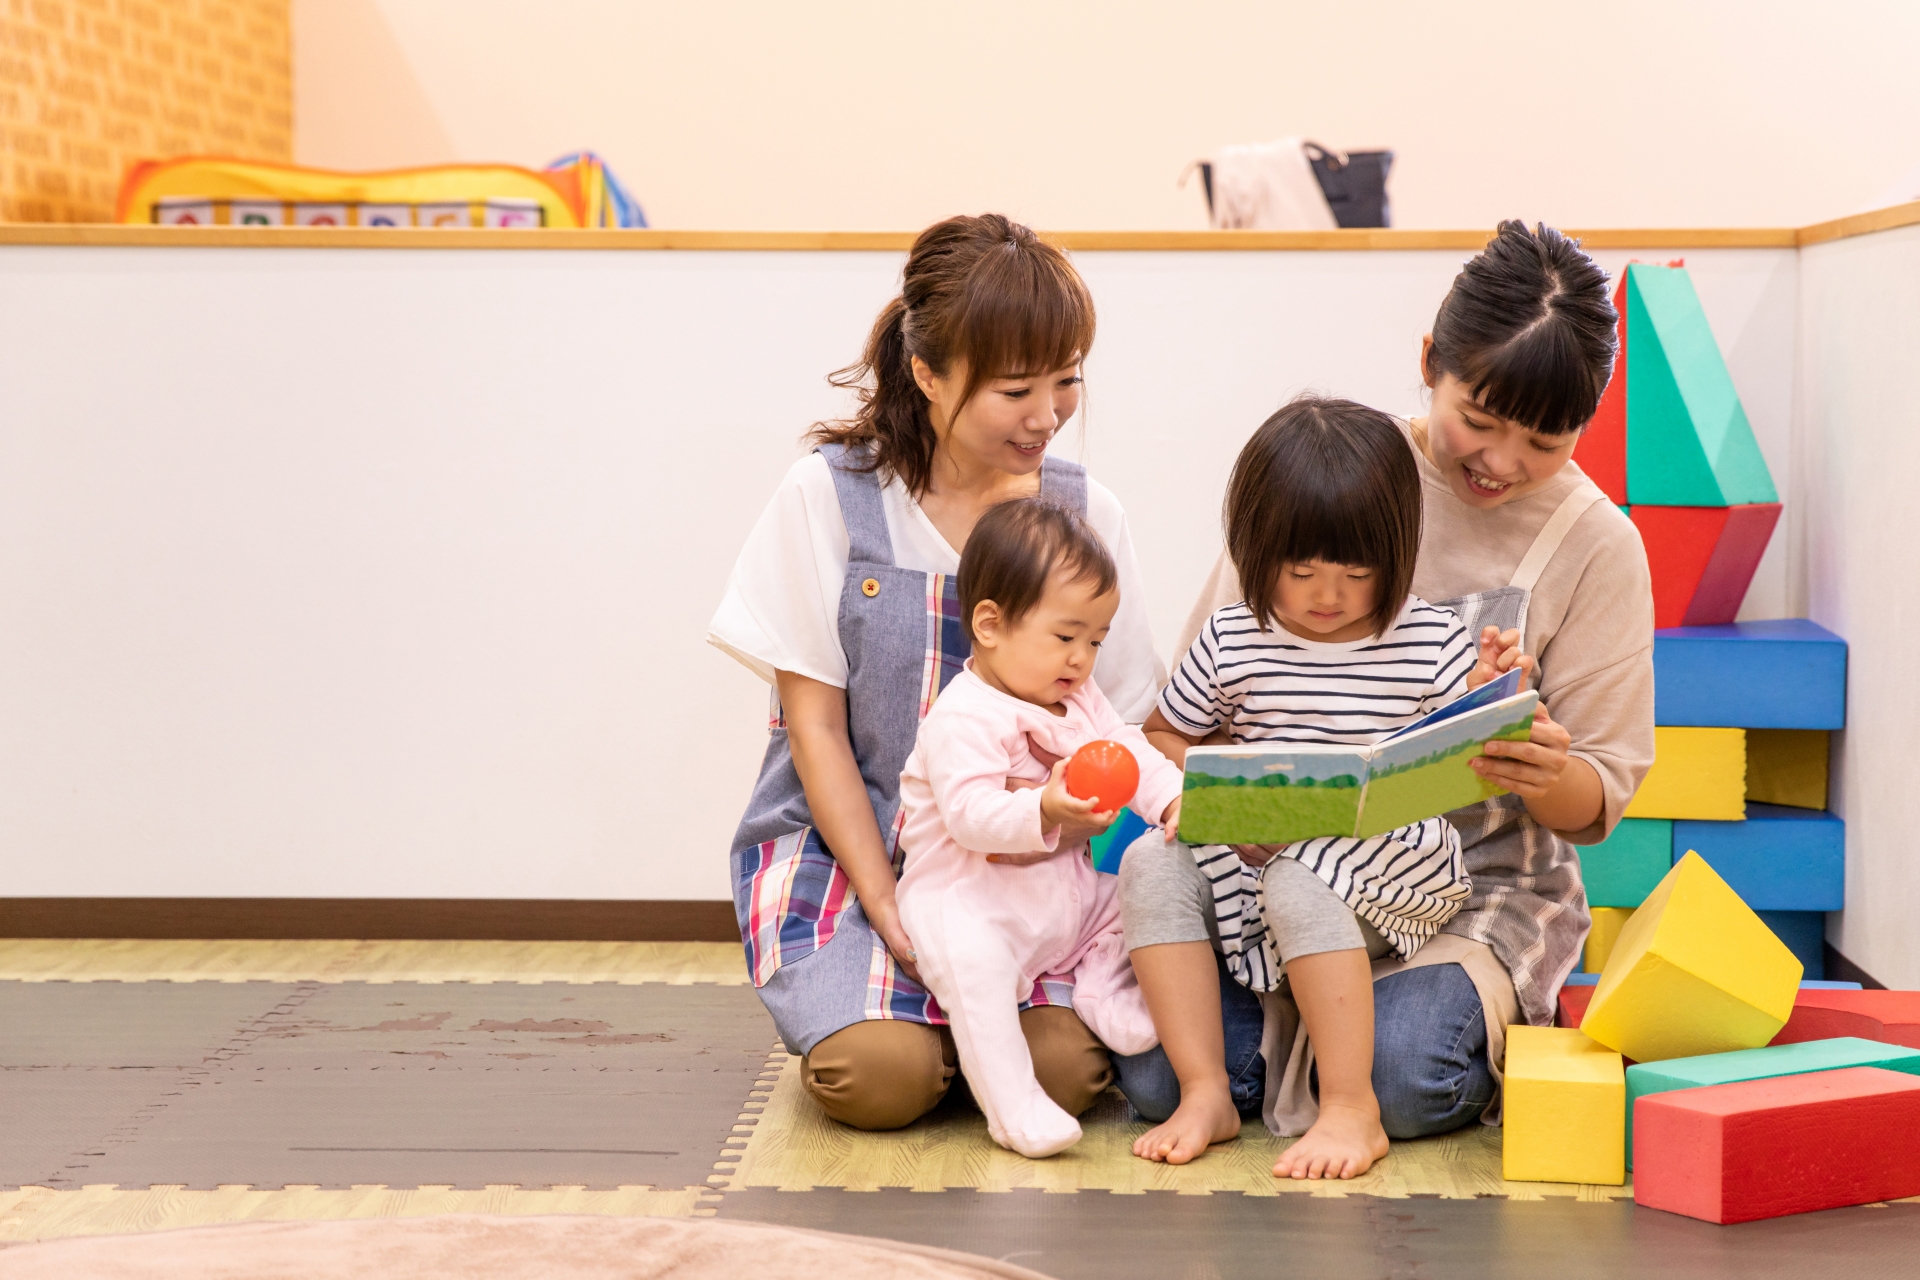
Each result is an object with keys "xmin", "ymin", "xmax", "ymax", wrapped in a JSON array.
[
  {"xmin": 895, "ymin": 497, "xmax": 1185, "ymax": 1159},
  {"xmin": 1136, "ymin": 395, "xmax": 1522, "ymax": 1180}
]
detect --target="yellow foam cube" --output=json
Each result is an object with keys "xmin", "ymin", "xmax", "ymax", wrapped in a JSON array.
[
  {"xmin": 1745, "ymin": 729, "xmax": 1829, "ymax": 810},
  {"xmin": 1502, "ymin": 1025, "xmax": 1625, "ymax": 1185},
  {"xmin": 1623, "ymin": 727, "xmax": 1746, "ymax": 820},
  {"xmin": 1584, "ymin": 906, "xmax": 1636, "ymax": 974},
  {"xmin": 1582, "ymin": 850, "xmax": 1801, "ymax": 1063}
]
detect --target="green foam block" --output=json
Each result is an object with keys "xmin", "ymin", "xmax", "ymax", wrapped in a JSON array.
[
  {"xmin": 1624, "ymin": 264, "xmax": 1778, "ymax": 507},
  {"xmin": 1579, "ymin": 818, "xmax": 1673, "ymax": 907},
  {"xmin": 1625, "ymin": 1037, "xmax": 1920, "ymax": 1167}
]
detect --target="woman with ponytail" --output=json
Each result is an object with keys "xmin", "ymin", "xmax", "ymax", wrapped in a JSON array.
[{"xmin": 709, "ymin": 215, "xmax": 1165, "ymax": 1130}]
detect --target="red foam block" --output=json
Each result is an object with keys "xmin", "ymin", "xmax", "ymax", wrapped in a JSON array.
[
  {"xmin": 1633, "ymin": 1066, "xmax": 1920, "ymax": 1223},
  {"xmin": 1630, "ymin": 503, "xmax": 1782, "ymax": 628},
  {"xmin": 1573, "ymin": 274, "xmax": 1630, "ymax": 505},
  {"xmin": 1773, "ymin": 990, "xmax": 1920, "ymax": 1050},
  {"xmin": 1557, "ymin": 983, "xmax": 1594, "ymax": 1029}
]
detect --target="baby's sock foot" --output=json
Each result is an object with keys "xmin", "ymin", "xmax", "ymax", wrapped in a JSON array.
[{"xmin": 990, "ymin": 1090, "xmax": 1084, "ymax": 1158}]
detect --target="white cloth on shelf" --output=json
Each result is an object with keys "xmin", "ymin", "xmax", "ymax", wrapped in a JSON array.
[{"xmin": 1208, "ymin": 138, "xmax": 1338, "ymax": 231}]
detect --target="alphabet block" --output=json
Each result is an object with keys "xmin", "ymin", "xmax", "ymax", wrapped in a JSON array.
[
  {"xmin": 1631, "ymin": 504, "xmax": 1781, "ymax": 628},
  {"xmin": 1502, "ymin": 1025, "xmax": 1625, "ymax": 1185},
  {"xmin": 1622, "ymin": 264, "xmax": 1778, "ymax": 508},
  {"xmin": 1673, "ymin": 805, "xmax": 1844, "ymax": 911},
  {"xmin": 1633, "ymin": 1067, "xmax": 1920, "ymax": 1223},
  {"xmin": 1583, "ymin": 851, "xmax": 1801, "ymax": 1062},
  {"xmin": 1624, "ymin": 1037, "xmax": 1920, "ymax": 1167},
  {"xmin": 1579, "ymin": 818, "xmax": 1672, "ymax": 907},
  {"xmin": 1746, "ymin": 729, "xmax": 1829, "ymax": 809},
  {"xmin": 1651, "ymin": 620, "xmax": 1847, "ymax": 729},
  {"xmin": 1774, "ymin": 990, "xmax": 1920, "ymax": 1051},
  {"xmin": 1622, "ymin": 727, "xmax": 1745, "ymax": 821},
  {"xmin": 1584, "ymin": 906, "xmax": 1636, "ymax": 974}
]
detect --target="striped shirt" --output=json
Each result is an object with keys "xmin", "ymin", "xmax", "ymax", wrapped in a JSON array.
[{"xmin": 1160, "ymin": 597, "xmax": 1476, "ymax": 988}]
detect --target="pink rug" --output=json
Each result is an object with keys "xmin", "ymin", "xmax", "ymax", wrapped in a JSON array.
[{"xmin": 0, "ymin": 1214, "xmax": 1052, "ymax": 1279}]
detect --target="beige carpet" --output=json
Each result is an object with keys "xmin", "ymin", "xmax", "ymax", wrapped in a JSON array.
[{"xmin": 0, "ymin": 1214, "xmax": 1052, "ymax": 1279}]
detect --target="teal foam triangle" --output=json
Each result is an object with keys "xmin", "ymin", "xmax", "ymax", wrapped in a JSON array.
[{"xmin": 1624, "ymin": 265, "xmax": 1778, "ymax": 506}]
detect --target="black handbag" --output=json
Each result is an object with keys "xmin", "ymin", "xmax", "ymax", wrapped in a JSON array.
[{"xmin": 1303, "ymin": 142, "xmax": 1393, "ymax": 228}]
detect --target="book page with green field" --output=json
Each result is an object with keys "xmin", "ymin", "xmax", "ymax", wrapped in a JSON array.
[
  {"xmin": 1354, "ymin": 696, "xmax": 1537, "ymax": 837},
  {"xmin": 1179, "ymin": 747, "xmax": 1368, "ymax": 845}
]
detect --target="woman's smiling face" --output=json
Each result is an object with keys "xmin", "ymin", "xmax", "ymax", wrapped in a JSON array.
[
  {"xmin": 915, "ymin": 357, "xmax": 1084, "ymax": 478},
  {"xmin": 1421, "ymin": 341, "xmax": 1581, "ymax": 508}
]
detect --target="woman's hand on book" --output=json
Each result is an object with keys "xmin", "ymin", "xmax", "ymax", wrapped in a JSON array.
[{"xmin": 1470, "ymin": 701, "xmax": 1571, "ymax": 797}]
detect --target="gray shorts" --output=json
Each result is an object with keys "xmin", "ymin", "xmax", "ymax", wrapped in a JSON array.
[{"xmin": 1117, "ymin": 831, "xmax": 1389, "ymax": 963}]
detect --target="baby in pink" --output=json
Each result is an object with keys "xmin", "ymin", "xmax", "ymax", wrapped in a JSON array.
[{"xmin": 897, "ymin": 499, "xmax": 1183, "ymax": 1158}]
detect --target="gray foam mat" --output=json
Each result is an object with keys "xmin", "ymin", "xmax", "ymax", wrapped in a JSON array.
[
  {"xmin": 718, "ymin": 1188, "xmax": 1920, "ymax": 1280},
  {"xmin": 1, "ymin": 981, "xmax": 774, "ymax": 1191}
]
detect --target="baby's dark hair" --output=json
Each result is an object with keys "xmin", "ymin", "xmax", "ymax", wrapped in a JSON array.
[
  {"xmin": 1425, "ymin": 220, "xmax": 1618, "ymax": 435},
  {"xmin": 1225, "ymin": 395, "xmax": 1421, "ymax": 638},
  {"xmin": 958, "ymin": 497, "xmax": 1118, "ymax": 644}
]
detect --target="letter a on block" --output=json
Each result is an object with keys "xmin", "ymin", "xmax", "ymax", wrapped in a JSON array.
[
  {"xmin": 1583, "ymin": 851, "xmax": 1801, "ymax": 1062},
  {"xmin": 1623, "ymin": 265, "xmax": 1778, "ymax": 507},
  {"xmin": 1503, "ymin": 1026, "xmax": 1625, "ymax": 1185}
]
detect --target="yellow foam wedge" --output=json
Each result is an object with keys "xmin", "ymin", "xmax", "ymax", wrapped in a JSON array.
[
  {"xmin": 1624, "ymin": 727, "xmax": 1746, "ymax": 820},
  {"xmin": 1582, "ymin": 851, "xmax": 1801, "ymax": 1063},
  {"xmin": 1502, "ymin": 1026, "xmax": 1626, "ymax": 1185},
  {"xmin": 1584, "ymin": 907, "xmax": 1637, "ymax": 974}
]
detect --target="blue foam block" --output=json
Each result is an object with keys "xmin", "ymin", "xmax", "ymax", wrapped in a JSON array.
[
  {"xmin": 1652, "ymin": 620, "xmax": 1846, "ymax": 728},
  {"xmin": 1755, "ymin": 909, "xmax": 1828, "ymax": 980},
  {"xmin": 1089, "ymin": 807, "xmax": 1150, "ymax": 875},
  {"xmin": 1673, "ymin": 804, "xmax": 1844, "ymax": 911}
]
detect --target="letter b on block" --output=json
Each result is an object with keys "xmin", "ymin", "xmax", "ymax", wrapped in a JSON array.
[{"xmin": 1583, "ymin": 852, "xmax": 1801, "ymax": 1063}]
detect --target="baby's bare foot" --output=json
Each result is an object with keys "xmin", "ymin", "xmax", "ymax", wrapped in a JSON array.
[
  {"xmin": 1132, "ymin": 1081, "xmax": 1243, "ymax": 1165},
  {"xmin": 1272, "ymin": 1102, "xmax": 1390, "ymax": 1180}
]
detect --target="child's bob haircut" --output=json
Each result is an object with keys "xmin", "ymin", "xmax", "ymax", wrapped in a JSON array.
[
  {"xmin": 1225, "ymin": 395, "xmax": 1421, "ymax": 639},
  {"xmin": 958, "ymin": 497, "xmax": 1118, "ymax": 644}
]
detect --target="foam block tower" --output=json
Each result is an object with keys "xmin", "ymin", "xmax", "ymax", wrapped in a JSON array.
[
  {"xmin": 1582, "ymin": 851, "xmax": 1801, "ymax": 1062},
  {"xmin": 1574, "ymin": 263, "xmax": 1781, "ymax": 627}
]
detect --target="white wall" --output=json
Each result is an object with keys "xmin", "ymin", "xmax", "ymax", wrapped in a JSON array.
[
  {"xmin": 0, "ymin": 241, "xmax": 1796, "ymax": 903},
  {"xmin": 1796, "ymin": 223, "xmax": 1920, "ymax": 987},
  {"xmin": 291, "ymin": 0, "xmax": 1920, "ymax": 232}
]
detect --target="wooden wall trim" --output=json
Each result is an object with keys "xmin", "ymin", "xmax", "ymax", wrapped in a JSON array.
[
  {"xmin": 0, "ymin": 223, "xmax": 1801, "ymax": 252},
  {"xmin": 1796, "ymin": 200, "xmax": 1920, "ymax": 247},
  {"xmin": 0, "ymin": 898, "xmax": 740, "ymax": 942}
]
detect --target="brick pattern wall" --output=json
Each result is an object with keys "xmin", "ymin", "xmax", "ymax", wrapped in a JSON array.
[{"xmin": 0, "ymin": 0, "xmax": 290, "ymax": 222}]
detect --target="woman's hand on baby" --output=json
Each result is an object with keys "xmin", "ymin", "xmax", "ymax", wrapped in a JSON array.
[
  {"xmin": 1471, "ymin": 701, "xmax": 1572, "ymax": 797},
  {"xmin": 1465, "ymin": 625, "xmax": 1535, "ymax": 691},
  {"xmin": 863, "ymin": 896, "xmax": 923, "ymax": 983}
]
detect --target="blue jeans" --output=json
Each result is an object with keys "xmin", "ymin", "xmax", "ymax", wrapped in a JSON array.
[{"xmin": 1112, "ymin": 959, "xmax": 1496, "ymax": 1139}]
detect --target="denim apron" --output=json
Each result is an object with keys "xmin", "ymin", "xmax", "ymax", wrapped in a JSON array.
[{"xmin": 730, "ymin": 442, "xmax": 1089, "ymax": 1054}]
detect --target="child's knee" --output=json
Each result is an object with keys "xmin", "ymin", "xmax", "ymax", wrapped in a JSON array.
[
  {"xmin": 1020, "ymin": 1005, "xmax": 1113, "ymax": 1117},
  {"xmin": 802, "ymin": 1019, "xmax": 956, "ymax": 1130},
  {"xmin": 1117, "ymin": 833, "xmax": 1214, "ymax": 947}
]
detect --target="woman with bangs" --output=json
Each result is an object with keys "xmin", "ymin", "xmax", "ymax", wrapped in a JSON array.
[
  {"xmin": 709, "ymin": 214, "xmax": 1165, "ymax": 1130},
  {"xmin": 1119, "ymin": 221, "xmax": 1657, "ymax": 1175}
]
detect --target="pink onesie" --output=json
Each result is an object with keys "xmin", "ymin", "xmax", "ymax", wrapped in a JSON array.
[{"xmin": 896, "ymin": 664, "xmax": 1185, "ymax": 1158}]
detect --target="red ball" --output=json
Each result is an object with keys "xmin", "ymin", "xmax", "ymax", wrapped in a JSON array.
[{"xmin": 1065, "ymin": 739, "xmax": 1140, "ymax": 813}]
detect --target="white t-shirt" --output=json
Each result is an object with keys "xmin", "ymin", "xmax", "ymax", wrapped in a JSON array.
[{"xmin": 709, "ymin": 452, "xmax": 1166, "ymax": 722}]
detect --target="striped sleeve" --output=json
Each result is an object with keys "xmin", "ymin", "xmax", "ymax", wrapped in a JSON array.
[
  {"xmin": 1157, "ymin": 611, "xmax": 1231, "ymax": 737},
  {"xmin": 1418, "ymin": 607, "xmax": 1478, "ymax": 714}
]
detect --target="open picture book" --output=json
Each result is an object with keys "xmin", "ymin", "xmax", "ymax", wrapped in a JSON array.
[{"xmin": 1178, "ymin": 668, "xmax": 1538, "ymax": 846}]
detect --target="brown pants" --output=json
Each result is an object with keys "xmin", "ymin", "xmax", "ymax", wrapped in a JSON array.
[{"xmin": 800, "ymin": 1005, "xmax": 1115, "ymax": 1131}]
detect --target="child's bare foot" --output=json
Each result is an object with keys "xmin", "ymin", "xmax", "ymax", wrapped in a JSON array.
[
  {"xmin": 1132, "ymin": 1080, "xmax": 1243, "ymax": 1165},
  {"xmin": 1272, "ymin": 1101, "xmax": 1390, "ymax": 1180}
]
